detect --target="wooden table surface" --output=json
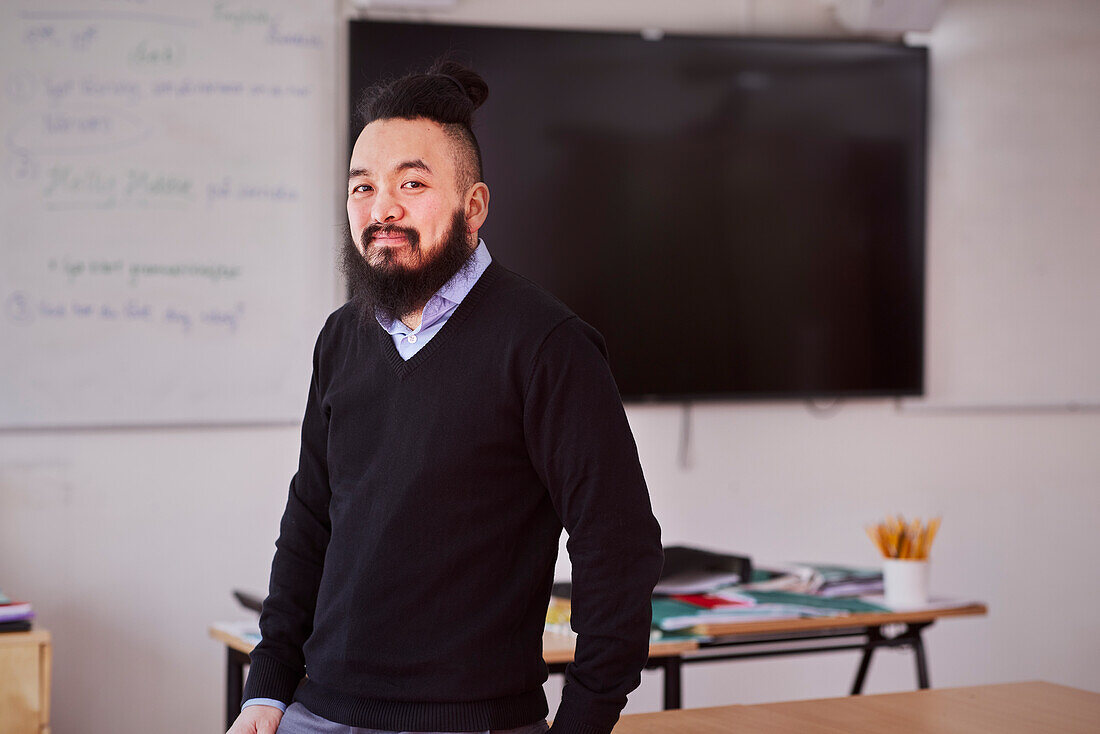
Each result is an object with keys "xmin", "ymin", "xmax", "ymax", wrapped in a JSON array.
[
  {"xmin": 208, "ymin": 625, "xmax": 700, "ymax": 664},
  {"xmin": 0, "ymin": 630, "xmax": 51, "ymax": 648},
  {"xmin": 211, "ymin": 601, "xmax": 987, "ymax": 658},
  {"xmin": 690, "ymin": 602, "xmax": 987, "ymax": 636},
  {"xmin": 613, "ymin": 681, "xmax": 1100, "ymax": 733}
]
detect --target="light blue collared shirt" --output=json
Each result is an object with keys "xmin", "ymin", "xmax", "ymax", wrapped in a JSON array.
[
  {"xmin": 241, "ymin": 240, "xmax": 492, "ymax": 715},
  {"xmin": 241, "ymin": 697, "xmax": 286, "ymax": 713},
  {"xmin": 375, "ymin": 239, "xmax": 492, "ymax": 360}
]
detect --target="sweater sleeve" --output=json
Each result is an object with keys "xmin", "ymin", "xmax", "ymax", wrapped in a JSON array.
[
  {"xmin": 522, "ymin": 317, "xmax": 664, "ymax": 734},
  {"xmin": 242, "ymin": 327, "xmax": 333, "ymax": 707}
]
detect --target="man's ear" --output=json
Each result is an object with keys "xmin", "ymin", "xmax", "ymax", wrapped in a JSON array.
[{"xmin": 465, "ymin": 182, "xmax": 490, "ymax": 233}]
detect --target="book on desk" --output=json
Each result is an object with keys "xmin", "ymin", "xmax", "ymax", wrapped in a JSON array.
[{"xmin": 0, "ymin": 588, "xmax": 35, "ymax": 633}]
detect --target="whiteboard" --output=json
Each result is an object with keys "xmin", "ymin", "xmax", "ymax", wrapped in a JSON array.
[{"xmin": 1, "ymin": 0, "xmax": 337, "ymax": 427}]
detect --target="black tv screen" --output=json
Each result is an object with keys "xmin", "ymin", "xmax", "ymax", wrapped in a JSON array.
[{"xmin": 349, "ymin": 22, "xmax": 927, "ymax": 401}]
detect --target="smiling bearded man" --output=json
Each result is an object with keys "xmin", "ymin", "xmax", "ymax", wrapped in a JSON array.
[{"xmin": 228, "ymin": 60, "xmax": 664, "ymax": 734}]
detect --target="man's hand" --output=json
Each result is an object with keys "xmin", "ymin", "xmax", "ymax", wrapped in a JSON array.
[{"xmin": 226, "ymin": 704, "xmax": 283, "ymax": 734}]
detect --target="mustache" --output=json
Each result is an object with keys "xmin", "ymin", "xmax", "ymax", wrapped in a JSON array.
[{"xmin": 361, "ymin": 223, "xmax": 420, "ymax": 250}]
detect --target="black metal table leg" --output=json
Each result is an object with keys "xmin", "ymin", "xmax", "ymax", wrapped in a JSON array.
[
  {"xmin": 662, "ymin": 656, "xmax": 682, "ymax": 710},
  {"xmin": 911, "ymin": 628, "xmax": 930, "ymax": 689},
  {"xmin": 226, "ymin": 648, "xmax": 249, "ymax": 730},
  {"xmin": 850, "ymin": 627, "xmax": 882, "ymax": 695}
]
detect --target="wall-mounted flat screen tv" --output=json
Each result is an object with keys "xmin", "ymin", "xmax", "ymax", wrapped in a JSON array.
[{"xmin": 349, "ymin": 21, "xmax": 927, "ymax": 401}]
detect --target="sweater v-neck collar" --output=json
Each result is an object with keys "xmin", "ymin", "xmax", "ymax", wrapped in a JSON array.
[{"xmin": 375, "ymin": 261, "xmax": 502, "ymax": 378}]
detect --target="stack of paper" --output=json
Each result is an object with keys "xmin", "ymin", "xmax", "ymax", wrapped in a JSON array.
[
  {"xmin": 0, "ymin": 588, "xmax": 34, "ymax": 632},
  {"xmin": 653, "ymin": 570, "xmax": 745, "ymax": 595},
  {"xmin": 652, "ymin": 589, "xmax": 891, "ymax": 632},
  {"xmin": 545, "ymin": 597, "xmax": 574, "ymax": 637},
  {"xmin": 809, "ymin": 564, "xmax": 884, "ymax": 597},
  {"xmin": 743, "ymin": 564, "xmax": 883, "ymax": 597},
  {"xmin": 670, "ymin": 589, "xmax": 755, "ymax": 608},
  {"xmin": 214, "ymin": 621, "xmax": 261, "ymax": 645}
]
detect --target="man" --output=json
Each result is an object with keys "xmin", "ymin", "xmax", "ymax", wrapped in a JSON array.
[{"xmin": 228, "ymin": 60, "xmax": 663, "ymax": 734}]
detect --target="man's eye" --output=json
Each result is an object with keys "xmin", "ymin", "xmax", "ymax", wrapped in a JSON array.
[
  {"xmin": 352, "ymin": 184, "xmax": 372, "ymax": 193},
  {"xmin": 402, "ymin": 181, "xmax": 423, "ymax": 189}
]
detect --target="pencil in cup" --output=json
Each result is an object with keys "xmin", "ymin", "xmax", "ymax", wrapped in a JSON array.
[{"xmin": 866, "ymin": 516, "xmax": 940, "ymax": 559}]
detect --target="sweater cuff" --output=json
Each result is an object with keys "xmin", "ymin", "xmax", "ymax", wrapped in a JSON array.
[
  {"xmin": 241, "ymin": 652, "xmax": 303, "ymax": 707},
  {"xmin": 547, "ymin": 698, "xmax": 619, "ymax": 734}
]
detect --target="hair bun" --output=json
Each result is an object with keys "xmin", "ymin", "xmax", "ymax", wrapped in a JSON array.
[{"xmin": 431, "ymin": 59, "xmax": 489, "ymax": 111}]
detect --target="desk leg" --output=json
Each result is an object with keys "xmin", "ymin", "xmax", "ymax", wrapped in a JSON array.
[
  {"xmin": 911, "ymin": 630, "xmax": 930, "ymax": 689},
  {"xmin": 662, "ymin": 657, "xmax": 682, "ymax": 710},
  {"xmin": 226, "ymin": 649, "xmax": 247, "ymax": 730},
  {"xmin": 849, "ymin": 627, "xmax": 881, "ymax": 695}
]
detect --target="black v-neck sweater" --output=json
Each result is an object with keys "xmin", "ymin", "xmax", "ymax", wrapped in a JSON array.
[{"xmin": 244, "ymin": 262, "xmax": 664, "ymax": 734}]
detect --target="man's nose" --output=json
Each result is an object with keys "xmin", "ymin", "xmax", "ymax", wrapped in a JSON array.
[{"xmin": 370, "ymin": 189, "xmax": 403, "ymax": 223}]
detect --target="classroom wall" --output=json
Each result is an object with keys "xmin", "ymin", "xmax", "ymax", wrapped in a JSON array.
[{"xmin": 1, "ymin": 1, "xmax": 1099, "ymax": 733}]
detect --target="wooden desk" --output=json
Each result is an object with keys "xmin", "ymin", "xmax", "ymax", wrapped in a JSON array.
[
  {"xmin": 209, "ymin": 625, "xmax": 697, "ymax": 730},
  {"xmin": 687, "ymin": 602, "xmax": 989, "ymax": 637},
  {"xmin": 680, "ymin": 603, "xmax": 988, "ymax": 703},
  {"xmin": 211, "ymin": 601, "xmax": 985, "ymax": 727},
  {"xmin": 0, "ymin": 629, "xmax": 52, "ymax": 734},
  {"xmin": 613, "ymin": 681, "xmax": 1100, "ymax": 733}
]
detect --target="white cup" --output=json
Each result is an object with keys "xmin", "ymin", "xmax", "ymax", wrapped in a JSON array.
[{"xmin": 883, "ymin": 559, "xmax": 930, "ymax": 608}]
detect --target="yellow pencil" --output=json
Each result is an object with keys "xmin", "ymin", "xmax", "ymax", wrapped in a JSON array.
[
  {"xmin": 925, "ymin": 517, "xmax": 941, "ymax": 558},
  {"xmin": 884, "ymin": 523, "xmax": 899, "ymax": 558},
  {"xmin": 898, "ymin": 528, "xmax": 911, "ymax": 559},
  {"xmin": 870, "ymin": 516, "xmax": 942, "ymax": 560},
  {"xmin": 866, "ymin": 526, "xmax": 887, "ymax": 557},
  {"xmin": 878, "ymin": 524, "xmax": 894, "ymax": 558}
]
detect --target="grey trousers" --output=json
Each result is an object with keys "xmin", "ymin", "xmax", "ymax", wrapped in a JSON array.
[{"xmin": 275, "ymin": 702, "xmax": 550, "ymax": 734}]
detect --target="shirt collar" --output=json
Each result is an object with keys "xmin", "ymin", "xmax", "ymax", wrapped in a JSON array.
[
  {"xmin": 435, "ymin": 238, "xmax": 491, "ymax": 308},
  {"xmin": 376, "ymin": 239, "xmax": 492, "ymax": 335}
]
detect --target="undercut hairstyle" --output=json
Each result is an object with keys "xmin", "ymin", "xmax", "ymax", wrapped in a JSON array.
[{"xmin": 356, "ymin": 59, "xmax": 489, "ymax": 193}]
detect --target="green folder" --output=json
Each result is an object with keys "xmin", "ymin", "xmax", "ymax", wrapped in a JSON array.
[
  {"xmin": 739, "ymin": 591, "xmax": 889, "ymax": 613},
  {"xmin": 652, "ymin": 597, "xmax": 705, "ymax": 626},
  {"xmin": 651, "ymin": 590, "xmax": 890, "ymax": 632}
]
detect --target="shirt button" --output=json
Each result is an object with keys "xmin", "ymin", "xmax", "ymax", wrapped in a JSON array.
[{"xmin": 407, "ymin": 334, "xmax": 417, "ymax": 343}]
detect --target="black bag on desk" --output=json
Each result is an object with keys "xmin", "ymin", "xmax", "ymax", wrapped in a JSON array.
[
  {"xmin": 552, "ymin": 545, "xmax": 752, "ymax": 600},
  {"xmin": 652, "ymin": 545, "xmax": 753, "ymax": 595}
]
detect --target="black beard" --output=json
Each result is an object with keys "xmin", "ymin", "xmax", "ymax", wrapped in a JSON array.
[{"xmin": 341, "ymin": 209, "xmax": 475, "ymax": 327}]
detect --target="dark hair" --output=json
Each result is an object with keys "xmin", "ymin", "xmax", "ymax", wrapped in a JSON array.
[{"xmin": 356, "ymin": 59, "xmax": 489, "ymax": 191}]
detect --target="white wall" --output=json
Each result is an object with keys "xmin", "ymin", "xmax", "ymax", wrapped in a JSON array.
[{"xmin": 2, "ymin": 1, "xmax": 1099, "ymax": 733}]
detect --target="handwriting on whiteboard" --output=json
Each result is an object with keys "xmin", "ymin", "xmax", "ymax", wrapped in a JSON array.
[{"xmin": 5, "ymin": 291, "xmax": 247, "ymax": 334}]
